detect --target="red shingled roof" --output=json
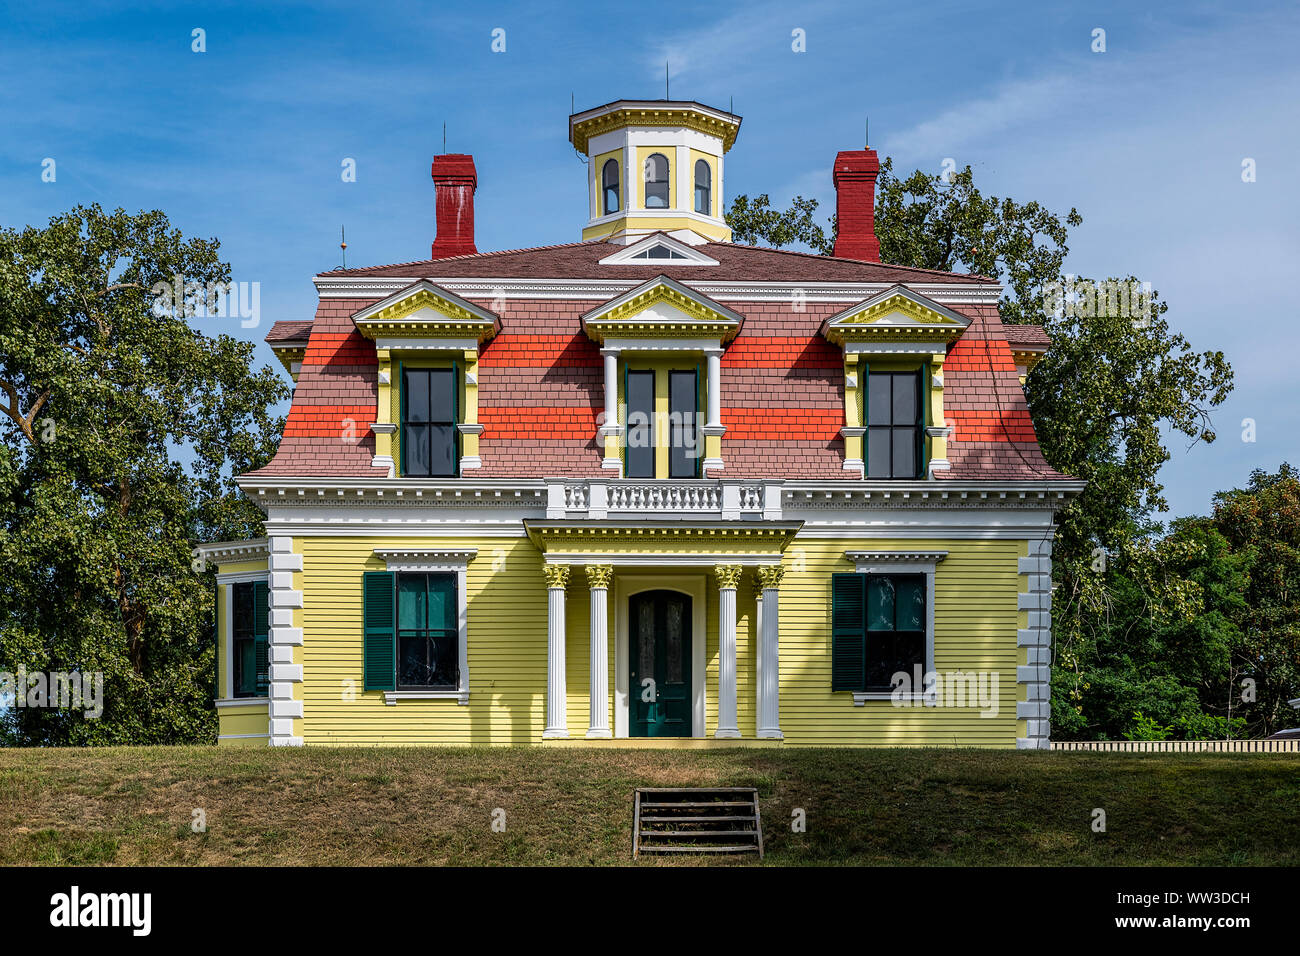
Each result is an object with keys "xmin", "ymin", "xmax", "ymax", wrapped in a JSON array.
[
  {"xmin": 247, "ymin": 245, "xmax": 1069, "ymax": 482},
  {"xmin": 320, "ymin": 236, "xmax": 995, "ymax": 285},
  {"xmin": 1000, "ymin": 322, "xmax": 1051, "ymax": 349},
  {"xmin": 265, "ymin": 320, "xmax": 313, "ymax": 344}
]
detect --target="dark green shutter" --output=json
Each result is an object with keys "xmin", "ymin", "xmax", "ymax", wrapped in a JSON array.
[
  {"xmin": 253, "ymin": 580, "xmax": 270, "ymax": 695},
  {"xmin": 363, "ymin": 571, "xmax": 396, "ymax": 691},
  {"xmin": 831, "ymin": 573, "xmax": 867, "ymax": 692}
]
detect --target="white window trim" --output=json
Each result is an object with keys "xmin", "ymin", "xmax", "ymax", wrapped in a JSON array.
[
  {"xmin": 842, "ymin": 551, "xmax": 946, "ymax": 706},
  {"xmin": 216, "ymin": 570, "xmax": 270, "ymax": 702},
  {"xmin": 373, "ymin": 549, "xmax": 476, "ymax": 705}
]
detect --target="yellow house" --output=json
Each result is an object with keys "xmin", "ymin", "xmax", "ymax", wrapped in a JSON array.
[{"xmin": 199, "ymin": 99, "xmax": 1082, "ymax": 749}]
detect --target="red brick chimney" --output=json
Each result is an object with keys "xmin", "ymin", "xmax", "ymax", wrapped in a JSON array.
[
  {"xmin": 831, "ymin": 148, "xmax": 880, "ymax": 261},
  {"xmin": 430, "ymin": 154, "xmax": 477, "ymax": 259}
]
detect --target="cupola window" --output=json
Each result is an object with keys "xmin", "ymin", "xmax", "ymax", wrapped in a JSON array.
[
  {"xmin": 601, "ymin": 158, "xmax": 620, "ymax": 215},
  {"xmin": 694, "ymin": 159, "xmax": 711, "ymax": 215},
  {"xmin": 644, "ymin": 153, "xmax": 669, "ymax": 208}
]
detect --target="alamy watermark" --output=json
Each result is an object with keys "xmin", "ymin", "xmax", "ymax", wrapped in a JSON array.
[
  {"xmin": 890, "ymin": 666, "xmax": 1000, "ymax": 717},
  {"xmin": 1042, "ymin": 276, "xmax": 1153, "ymax": 328},
  {"xmin": 0, "ymin": 668, "xmax": 103, "ymax": 718},
  {"xmin": 150, "ymin": 275, "xmax": 261, "ymax": 328}
]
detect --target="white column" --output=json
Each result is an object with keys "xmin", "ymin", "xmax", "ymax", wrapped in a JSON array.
[
  {"xmin": 702, "ymin": 347, "xmax": 724, "ymax": 473},
  {"xmin": 756, "ymin": 566, "xmax": 784, "ymax": 739},
  {"xmin": 586, "ymin": 565, "xmax": 613, "ymax": 738},
  {"xmin": 543, "ymin": 564, "xmax": 570, "ymax": 739},
  {"xmin": 600, "ymin": 347, "xmax": 621, "ymax": 471},
  {"xmin": 705, "ymin": 348, "xmax": 722, "ymax": 429},
  {"xmin": 714, "ymin": 565, "xmax": 741, "ymax": 738}
]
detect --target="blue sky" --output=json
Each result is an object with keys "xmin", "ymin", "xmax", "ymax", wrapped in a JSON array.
[{"xmin": 2, "ymin": 0, "xmax": 1296, "ymax": 519}]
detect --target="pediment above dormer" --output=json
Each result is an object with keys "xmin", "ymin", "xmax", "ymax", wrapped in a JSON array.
[
  {"xmin": 581, "ymin": 275, "xmax": 743, "ymax": 347},
  {"xmin": 352, "ymin": 279, "xmax": 499, "ymax": 347},
  {"xmin": 598, "ymin": 233, "xmax": 720, "ymax": 266},
  {"xmin": 821, "ymin": 285, "xmax": 970, "ymax": 352}
]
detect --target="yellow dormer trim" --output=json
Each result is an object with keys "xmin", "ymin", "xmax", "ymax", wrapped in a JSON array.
[
  {"xmin": 581, "ymin": 277, "xmax": 743, "ymax": 345},
  {"xmin": 352, "ymin": 280, "xmax": 500, "ymax": 345}
]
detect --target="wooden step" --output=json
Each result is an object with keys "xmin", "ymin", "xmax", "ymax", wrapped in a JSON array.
[{"xmin": 632, "ymin": 787, "xmax": 764, "ymax": 860}]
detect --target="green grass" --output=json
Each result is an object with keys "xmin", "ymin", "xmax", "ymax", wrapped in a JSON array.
[{"xmin": 0, "ymin": 746, "xmax": 1295, "ymax": 865}]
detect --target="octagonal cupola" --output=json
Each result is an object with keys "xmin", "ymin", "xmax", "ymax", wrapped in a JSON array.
[{"xmin": 569, "ymin": 99, "xmax": 741, "ymax": 246}]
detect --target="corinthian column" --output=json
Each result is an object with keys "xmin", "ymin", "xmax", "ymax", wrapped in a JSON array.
[
  {"xmin": 586, "ymin": 565, "xmax": 613, "ymax": 738},
  {"xmin": 714, "ymin": 564, "xmax": 742, "ymax": 738},
  {"xmin": 542, "ymin": 564, "xmax": 570, "ymax": 739},
  {"xmin": 756, "ymin": 565, "xmax": 785, "ymax": 739}
]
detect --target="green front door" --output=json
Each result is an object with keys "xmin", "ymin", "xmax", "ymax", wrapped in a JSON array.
[{"xmin": 629, "ymin": 590, "xmax": 693, "ymax": 737}]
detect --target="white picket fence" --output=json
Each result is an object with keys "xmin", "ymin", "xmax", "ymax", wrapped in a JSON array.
[{"xmin": 1052, "ymin": 739, "xmax": 1300, "ymax": 753}]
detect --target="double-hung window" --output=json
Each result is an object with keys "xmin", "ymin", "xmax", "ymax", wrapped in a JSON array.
[
  {"xmin": 624, "ymin": 366, "xmax": 700, "ymax": 479},
  {"xmin": 867, "ymin": 369, "xmax": 923, "ymax": 478},
  {"xmin": 401, "ymin": 366, "xmax": 458, "ymax": 477},
  {"xmin": 831, "ymin": 572, "xmax": 927, "ymax": 694},
  {"xmin": 362, "ymin": 557, "xmax": 471, "ymax": 700},
  {"xmin": 396, "ymin": 573, "xmax": 458, "ymax": 690},
  {"xmin": 231, "ymin": 580, "xmax": 269, "ymax": 698}
]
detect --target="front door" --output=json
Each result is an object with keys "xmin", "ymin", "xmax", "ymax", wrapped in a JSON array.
[{"xmin": 629, "ymin": 590, "xmax": 693, "ymax": 737}]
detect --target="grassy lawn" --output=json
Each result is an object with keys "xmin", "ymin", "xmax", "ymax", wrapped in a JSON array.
[{"xmin": 0, "ymin": 746, "xmax": 1295, "ymax": 866}]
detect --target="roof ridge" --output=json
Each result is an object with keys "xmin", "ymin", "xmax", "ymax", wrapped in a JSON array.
[{"xmin": 712, "ymin": 239, "xmax": 997, "ymax": 282}]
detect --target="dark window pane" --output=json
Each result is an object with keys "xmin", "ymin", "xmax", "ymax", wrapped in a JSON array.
[
  {"xmin": 232, "ymin": 582, "xmax": 254, "ymax": 639},
  {"xmin": 405, "ymin": 369, "xmax": 430, "ymax": 422},
  {"xmin": 644, "ymin": 153, "xmax": 669, "ymax": 208},
  {"xmin": 867, "ymin": 576, "xmax": 895, "ymax": 631},
  {"xmin": 668, "ymin": 370, "xmax": 697, "ymax": 479},
  {"xmin": 868, "ymin": 373, "xmax": 893, "ymax": 426},
  {"xmin": 637, "ymin": 600, "xmax": 655, "ymax": 681},
  {"xmin": 893, "ymin": 373, "xmax": 918, "ymax": 424},
  {"xmin": 892, "ymin": 427, "xmax": 917, "ymax": 478},
  {"xmin": 865, "ymin": 632, "xmax": 897, "ymax": 691},
  {"xmin": 867, "ymin": 428, "xmax": 891, "ymax": 478},
  {"xmin": 893, "ymin": 631, "xmax": 925, "ymax": 675},
  {"xmin": 428, "ymin": 574, "xmax": 456, "ymax": 631},
  {"xmin": 429, "ymin": 424, "xmax": 456, "ymax": 477},
  {"xmin": 665, "ymin": 599, "xmax": 683, "ymax": 683},
  {"xmin": 602, "ymin": 159, "xmax": 620, "ymax": 215},
  {"xmin": 427, "ymin": 368, "xmax": 455, "ymax": 423},
  {"xmin": 405, "ymin": 424, "xmax": 430, "ymax": 477},
  {"xmin": 625, "ymin": 370, "xmax": 655, "ymax": 478},
  {"xmin": 694, "ymin": 160, "xmax": 711, "ymax": 214},
  {"xmin": 896, "ymin": 576, "xmax": 925, "ymax": 630},
  {"xmin": 397, "ymin": 574, "xmax": 427, "ymax": 631},
  {"xmin": 235, "ymin": 639, "xmax": 256, "ymax": 696}
]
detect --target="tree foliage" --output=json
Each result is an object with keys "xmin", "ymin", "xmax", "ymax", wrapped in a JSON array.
[{"xmin": 0, "ymin": 204, "xmax": 287, "ymax": 745}]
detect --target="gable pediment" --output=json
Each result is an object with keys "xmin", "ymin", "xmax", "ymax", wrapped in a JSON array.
[
  {"xmin": 822, "ymin": 285, "xmax": 970, "ymax": 348},
  {"xmin": 598, "ymin": 234, "xmax": 720, "ymax": 266},
  {"xmin": 581, "ymin": 275, "xmax": 742, "ymax": 345},
  {"xmin": 352, "ymin": 279, "xmax": 499, "ymax": 344}
]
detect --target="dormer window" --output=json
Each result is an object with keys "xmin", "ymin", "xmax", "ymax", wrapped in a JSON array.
[
  {"xmin": 694, "ymin": 159, "xmax": 711, "ymax": 215},
  {"xmin": 867, "ymin": 370, "xmax": 922, "ymax": 478},
  {"xmin": 401, "ymin": 365, "xmax": 459, "ymax": 477},
  {"xmin": 644, "ymin": 153, "xmax": 669, "ymax": 208},
  {"xmin": 601, "ymin": 158, "xmax": 620, "ymax": 215}
]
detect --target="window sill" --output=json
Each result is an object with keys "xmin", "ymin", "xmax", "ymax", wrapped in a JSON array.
[
  {"xmin": 216, "ymin": 697, "xmax": 269, "ymax": 708},
  {"xmin": 383, "ymin": 690, "xmax": 469, "ymax": 706},
  {"xmin": 853, "ymin": 692, "xmax": 936, "ymax": 707}
]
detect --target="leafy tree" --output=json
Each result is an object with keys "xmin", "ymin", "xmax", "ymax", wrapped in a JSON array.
[
  {"xmin": 1210, "ymin": 463, "xmax": 1300, "ymax": 735},
  {"xmin": 0, "ymin": 204, "xmax": 287, "ymax": 745}
]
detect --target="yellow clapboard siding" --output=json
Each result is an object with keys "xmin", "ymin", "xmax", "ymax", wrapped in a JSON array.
[{"xmin": 289, "ymin": 534, "xmax": 1024, "ymax": 747}]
